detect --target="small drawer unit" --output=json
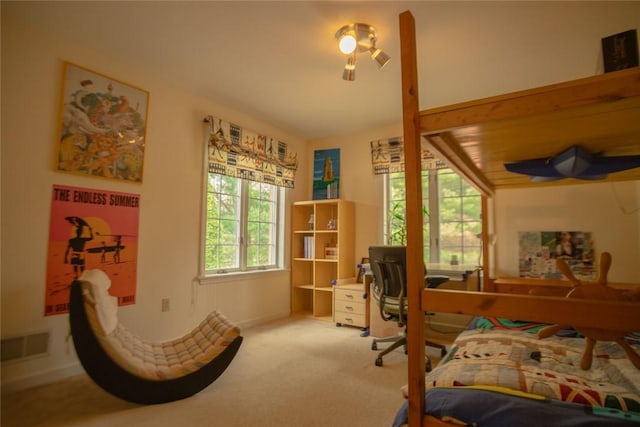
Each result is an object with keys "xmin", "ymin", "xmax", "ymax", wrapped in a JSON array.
[{"xmin": 333, "ymin": 283, "xmax": 369, "ymax": 329}]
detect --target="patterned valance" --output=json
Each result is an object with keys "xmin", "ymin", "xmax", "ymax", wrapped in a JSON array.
[
  {"xmin": 370, "ymin": 137, "xmax": 447, "ymax": 175},
  {"xmin": 205, "ymin": 116, "xmax": 298, "ymax": 188}
]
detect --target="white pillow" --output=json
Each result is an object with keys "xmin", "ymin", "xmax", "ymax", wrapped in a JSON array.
[{"xmin": 79, "ymin": 269, "xmax": 118, "ymax": 334}]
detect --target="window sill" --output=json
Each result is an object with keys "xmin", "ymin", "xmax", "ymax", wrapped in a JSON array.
[{"xmin": 198, "ymin": 268, "xmax": 289, "ymax": 285}]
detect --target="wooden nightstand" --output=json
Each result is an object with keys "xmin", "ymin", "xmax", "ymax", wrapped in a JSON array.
[{"xmin": 333, "ymin": 283, "xmax": 369, "ymax": 330}]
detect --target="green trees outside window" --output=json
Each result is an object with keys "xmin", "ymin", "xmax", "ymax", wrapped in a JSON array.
[
  {"xmin": 204, "ymin": 174, "xmax": 281, "ymax": 274},
  {"xmin": 387, "ymin": 169, "xmax": 482, "ymax": 266}
]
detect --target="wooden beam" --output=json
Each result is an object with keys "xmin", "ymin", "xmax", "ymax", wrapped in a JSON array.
[
  {"xmin": 480, "ymin": 195, "xmax": 489, "ymax": 291},
  {"xmin": 418, "ymin": 67, "xmax": 640, "ymax": 133},
  {"xmin": 424, "ymin": 133, "xmax": 494, "ymax": 196},
  {"xmin": 422, "ymin": 289, "xmax": 640, "ymax": 331},
  {"xmin": 399, "ymin": 10, "xmax": 425, "ymax": 427}
]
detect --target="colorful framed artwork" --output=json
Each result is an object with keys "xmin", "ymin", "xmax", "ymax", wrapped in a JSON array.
[
  {"xmin": 313, "ymin": 148, "xmax": 340, "ymax": 200},
  {"xmin": 518, "ymin": 231, "xmax": 595, "ymax": 281},
  {"xmin": 55, "ymin": 62, "xmax": 149, "ymax": 182}
]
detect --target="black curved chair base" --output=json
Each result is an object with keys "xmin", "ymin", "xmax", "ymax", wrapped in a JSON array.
[{"xmin": 69, "ymin": 280, "xmax": 243, "ymax": 404}]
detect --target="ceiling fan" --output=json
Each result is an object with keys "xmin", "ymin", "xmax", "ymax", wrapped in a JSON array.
[{"xmin": 504, "ymin": 145, "xmax": 640, "ymax": 182}]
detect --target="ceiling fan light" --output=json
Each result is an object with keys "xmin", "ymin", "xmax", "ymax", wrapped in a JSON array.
[
  {"xmin": 342, "ymin": 54, "xmax": 356, "ymax": 81},
  {"xmin": 336, "ymin": 22, "xmax": 389, "ymax": 79},
  {"xmin": 370, "ymin": 47, "xmax": 390, "ymax": 68},
  {"xmin": 504, "ymin": 145, "xmax": 640, "ymax": 182},
  {"xmin": 338, "ymin": 34, "xmax": 357, "ymax": 54},
  {"xmin": 342, "ymin": 67, "xmax": 355, "ymax": 81}
]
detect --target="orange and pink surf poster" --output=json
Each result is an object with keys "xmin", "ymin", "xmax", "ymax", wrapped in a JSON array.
[{"xmin": 45, "ymin": 184, "xmax": 140, "ymax": 316}]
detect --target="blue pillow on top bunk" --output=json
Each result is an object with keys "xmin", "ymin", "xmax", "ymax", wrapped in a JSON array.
[{"xmin": 392, "ymin": 387, "xmax": 640, "ymax": 427}]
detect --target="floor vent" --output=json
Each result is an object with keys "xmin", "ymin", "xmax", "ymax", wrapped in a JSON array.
[{"xmin": 1, "ymin": 332, "xmax": 50, "ymax": 362}]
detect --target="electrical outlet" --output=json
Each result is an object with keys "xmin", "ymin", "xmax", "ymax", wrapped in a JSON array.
[{"xmin": 161, "ymin": 298, "xmax": 170, "ymax": 312}]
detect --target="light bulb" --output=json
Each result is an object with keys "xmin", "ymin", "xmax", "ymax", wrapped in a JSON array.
[{"xmin": 339, "ymin": 34, "xmax": 357, "ymax": 54}]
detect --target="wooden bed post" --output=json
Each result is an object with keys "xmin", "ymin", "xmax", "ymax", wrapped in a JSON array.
[
  {"xmin": 399, "ymin": 10, "xmax": 426, "ymax": 427},
  {"xmin": 481, "ymin": 195, "xmax": 490, "ymax": 291}
]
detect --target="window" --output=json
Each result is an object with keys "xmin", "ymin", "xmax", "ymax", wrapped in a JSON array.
[
  {"xmin": 386, "ymin": 169, "xmax": 482, "ymax": 265},
  {"xmin": 203, "ymin": 173, "xmax": 283, "ymax": 275}
]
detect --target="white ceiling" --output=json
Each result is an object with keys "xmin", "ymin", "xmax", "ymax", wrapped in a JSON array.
[{"xmin": 5, "ymin": 1, "xmax": 639, "ymax": 140}]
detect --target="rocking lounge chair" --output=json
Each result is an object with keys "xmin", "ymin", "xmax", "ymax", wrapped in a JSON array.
[{"xmin": 68, "ymin": 270, "xmax": 243, "ymax": 404}]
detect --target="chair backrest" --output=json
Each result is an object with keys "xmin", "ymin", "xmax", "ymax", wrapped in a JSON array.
[{"xmin": 368, "ymin": 246, "xmax": 408, "ymax": 324}]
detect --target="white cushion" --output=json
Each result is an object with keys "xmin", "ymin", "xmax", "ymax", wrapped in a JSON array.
[{"xmin": 79, "ymin": 269, "xmax": 118, "ymax": 334}]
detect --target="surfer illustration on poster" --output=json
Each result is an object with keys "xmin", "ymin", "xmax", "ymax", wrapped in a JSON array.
[
  {"xmin": 64, "ymin": 216, "xmax": 94, "ymax": 278},
  {"xmin": 63, "ymin": 219, "xmax": 131, "ymax": 276},
  {"xmin": 89, "ymin": 232, "xmax": 130, "ymax": 264},
  {"xmin": 46, "ymin": 184, "xmax": 140, "ymax": 316}
]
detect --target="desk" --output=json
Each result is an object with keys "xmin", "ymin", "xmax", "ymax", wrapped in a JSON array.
[
  {"xmin": 368, "ymin": 272, "xmax": 476, "ymax": 342},
  {"xmin": 426, "ymin": 263, "xmax": 482, "ymax": 291}
]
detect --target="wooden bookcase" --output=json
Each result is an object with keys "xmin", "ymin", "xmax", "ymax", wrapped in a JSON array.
[{"xmin": 291, "ymin": 199, "xmax": 355, "ymax": 321}]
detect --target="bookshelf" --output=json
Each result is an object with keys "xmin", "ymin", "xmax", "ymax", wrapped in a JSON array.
[{"xmin": 291, "ymin": 199, "xmax": 355, "ymax": 320}]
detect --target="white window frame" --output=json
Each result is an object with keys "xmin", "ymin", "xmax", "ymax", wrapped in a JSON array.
[
  {"xmin": 199, "ymin": 173, "xmax": 285, "ymax": 284},
  {"xmin": 384, "ymin": 168, "xmax": 482, "ymax": 266}
]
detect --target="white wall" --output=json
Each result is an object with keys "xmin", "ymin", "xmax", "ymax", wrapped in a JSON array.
[
  {"xmin": 307, "ymin": 123, "xmax": 404, "ymax": 262},
  {"xmin": 1, "ymin": 14, "xmax": 308, "ymax": 391},
  {"xmin": 493, "ymin": 182, "xmax": 640, "ymax": 283}
]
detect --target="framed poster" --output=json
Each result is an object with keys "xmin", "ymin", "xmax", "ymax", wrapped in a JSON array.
[
  {"xmin": 602, "ymin": 29, "xmax": 639, "ymax": 73},
  {"xmin": 55, "ymin": 62, "xmax": 149, "ymax": 182},
  {"xmin": 518, "ymin": 231, "xmax": 595, "ymax": 281},
  {"xmin": 313, "ymin": 148, "xmax": 340, "ymax": 200},
  {"xmin": 45, "ymin": 184, "xmax": 140, "ymax": 316}
]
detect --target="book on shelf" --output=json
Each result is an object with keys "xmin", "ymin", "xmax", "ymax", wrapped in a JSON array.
[{"xmin": 303, "ymin": 236, "xmax": 315, "ymax": 258}]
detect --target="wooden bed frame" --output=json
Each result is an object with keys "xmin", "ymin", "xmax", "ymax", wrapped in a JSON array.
[{"xmin": 397, "ymin": 10, "xmax": 640, "ymax": 427}]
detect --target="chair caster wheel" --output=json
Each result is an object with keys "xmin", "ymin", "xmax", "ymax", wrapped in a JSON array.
[
  {"xmin": 372, "ymin": 342, "xmax": 378, "ymax": 351},
  {"xmin": 375, "ymin": 357, "xmax": 383, "ymax": 367},
  {"xmin": 425, "ymin": 360, "xmax": 432, "ymax": 372}
]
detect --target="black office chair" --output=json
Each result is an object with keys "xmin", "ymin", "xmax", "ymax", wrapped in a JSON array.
[{"xmin": 368, "ymin": 246, "xmax": 448, "ymax": 372}]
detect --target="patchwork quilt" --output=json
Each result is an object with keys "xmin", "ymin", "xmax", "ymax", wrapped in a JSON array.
[{"xmin": 424, "ymin": 328, "xmax": 640, "ymax": 412}]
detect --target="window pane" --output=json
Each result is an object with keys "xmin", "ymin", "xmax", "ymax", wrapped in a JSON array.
[
  {"xmin": 421, "ymin": 171, "xmax": 431, "ymax": 262},
  {"xmin": 203, "ymin": 171, "xmax": 282, "ymax": 276},
  {"xmin": 439, "ymin": 197, "xmax": 461, "ymax": 222},
  {"xmin": 246, "ymin": 182, "xmax": 277, "ymax": 268},
  {"xmin": 389, "ymin": 174, "xmax": 406, "ymax": 201},
  {"xmin": 438, "ymin": 172, "xmax": 461, "ymax": 197},
  {"xmin": 388, "ymin": 173, "xmax": 406, "ymax": 245},
  {"xmin": 463, "ymin": 197, "xmax": 481, "ymax": 220},
  {"xmin": 385, "ymin": 168, "xmax": 481, "ymax": 266},
  {"xmin": 205, "ymin": 174, "xmax": 240, "ymax": 271}
]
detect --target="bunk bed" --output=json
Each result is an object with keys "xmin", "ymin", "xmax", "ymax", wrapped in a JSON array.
[{"xmin": 396, "ymin": 10, "xmax": 640, "ymax": 427}]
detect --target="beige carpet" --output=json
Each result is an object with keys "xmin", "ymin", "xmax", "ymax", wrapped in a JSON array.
[{"xmin": 2, "ymin": 315, "xmax": 441, "ymax": 427}]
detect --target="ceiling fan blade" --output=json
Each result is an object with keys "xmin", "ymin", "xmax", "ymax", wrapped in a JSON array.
[
  {"xmin": 581, "ymin": 155, "xmax": 640, "ymax": 175},
  {"xmin": 530, "ymin": 175, "xmax": 565, "ymax": 182},
  {"xmin": 504, "ymin": 146, "xmax": 640, "ymax": 181},
  {"xmin": 574, "ymin": 174, "xmax": 608, "ymax": 180},
  {"xmin": 504, "ymin": 159, "xmax": 563, "ymax": 177}
]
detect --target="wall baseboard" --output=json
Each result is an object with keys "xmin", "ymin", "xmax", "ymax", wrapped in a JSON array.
[
  {"xmin": 1, "ymin": 362, "xmax": 85, "ymax": 395},
  {"xmin": 237, "ymin": 311, "xmax": 290, "ymax": 330},
  {"xmin": 2, "ymin": 311, "xmax": 291, "ymax": 394}
]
